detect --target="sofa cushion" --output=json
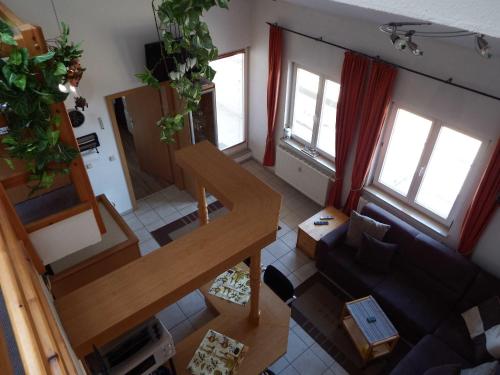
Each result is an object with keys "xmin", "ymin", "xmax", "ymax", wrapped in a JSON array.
[
  {"xmin": 373, "ymin": 272, "xmax": 451, "ymax": 339},
  {"xmin": 399, "ymin": 234, "xmax": 478, "ymax": 305},
  {"xmin": 390, "ymin": 335, "xmax": 469, "ymax": 375},
  {"xmin": 345, "ymin": 210, "xmax": 391, "ymax": 249},
  {"xmin": 462, "ymin": 296, "xmax": 500, "ymax": 361},
  {"xmin": 361, "ymin": 203, "xmax": 420, "ymax": 246},
  {"xmin": 457, "ymin": 271, "xmax": 500, "ymax": 313},
  {"xmin": 357, "ymin": 233, "xmax": 397, "ymax": 273},
  {"xmin": 317, "ymin": 244, "xmax": 387, "ymax": 297}
]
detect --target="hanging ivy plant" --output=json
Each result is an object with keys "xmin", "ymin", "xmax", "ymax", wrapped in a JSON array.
[
  {"xmin": 137, "ymin": 0, "xmax": 230, "ymax": 143},
  {"xmin": 0, "ymin": 21, "xmax": 85, "ymax": 191}
]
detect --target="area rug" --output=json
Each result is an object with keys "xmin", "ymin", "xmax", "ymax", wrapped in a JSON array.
[
  {"xmin": 291, "ymin": 273, "xmax": 411, "ymax": 375},
  {"xmin": 151, "ymin": 200, "xmax": 225, "ymax": 246}
]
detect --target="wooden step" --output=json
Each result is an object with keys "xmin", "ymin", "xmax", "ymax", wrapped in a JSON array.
[{"xmin": 14, "ymin": 185, "xmax": 80, "ymax": 226}]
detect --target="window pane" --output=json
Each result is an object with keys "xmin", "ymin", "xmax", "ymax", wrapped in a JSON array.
[
  {"xmin": 317, "ymin": 80, "xmax": 341, "ymax": 157},
  {"xmin": 378, "ymin": 109, "xmax": 432, "ymax": 196},
  {"xmin": 416, "ymin": 127, "xmax": 481, "ymax": 219},
  {"xmin": 209, "ymin": 53, "xmax": 245, "ymax": 150},
  {"xmin": 291, "ymin": 68, "xmax": 319, "ymax": 143}
]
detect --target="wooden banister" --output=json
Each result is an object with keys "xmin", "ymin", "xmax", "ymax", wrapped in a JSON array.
[
  {"xmin": 0, "ymin": 195, "xmax": 79, "ymax": 374},
  {"xmin": 0, "ymin": 1, "xmax": 105, "ymax": 276}
]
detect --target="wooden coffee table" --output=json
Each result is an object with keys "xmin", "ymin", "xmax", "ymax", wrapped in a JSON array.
[
  {"xmin": 296, "ymin": 206, "xmax": 348, "ymax": 258},
  {"xmin": 341, "ymin": 296, "xmax": 399, "ymax": 364}
]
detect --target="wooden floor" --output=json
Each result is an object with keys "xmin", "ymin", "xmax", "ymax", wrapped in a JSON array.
[
  {"xmin": 119, "ymin": 123, "xmax": 169, "ymax": 200},
  {"xmin": 174, "ymin": 272, "xmax": 290, "ymax": 374}
]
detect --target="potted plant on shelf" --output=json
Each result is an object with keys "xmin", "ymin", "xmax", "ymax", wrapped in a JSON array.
[{"xmin": 0, "ymin": 21, "xmax": 86, "ymax": 191}]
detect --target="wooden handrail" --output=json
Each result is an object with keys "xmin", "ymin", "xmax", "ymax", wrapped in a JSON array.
[
  {"xmin": 0, "ymin": 194, "xmax": 79, "ymax": 374},
  {"xmin": 56, "ymin": 141, "xmax": 282, "ymax": 357}
]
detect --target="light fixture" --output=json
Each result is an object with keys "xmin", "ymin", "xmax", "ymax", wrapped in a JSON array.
[
  {"xmin": 380, "ymin": 22, "xmax": 492, "ymax": 58},
  {"xmin": 58, "ymin": 83, "xmax": 68, "ymax": 93},
  {"xmin": 390, "ymin": 32, "xmax": 407, "ymax": 50},
  {"xmin": 406, "ymin": 37, "xmax": 423, "ymax": 56},
  {"xmin": 476, "ymin": 34, "xmax": 492, "ymax": 58}
]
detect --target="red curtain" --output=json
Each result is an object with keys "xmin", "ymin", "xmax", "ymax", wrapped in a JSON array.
[
  {"xmin": 343, "ymin": 61, "xmax": 398, "ymax": 214},
  {"xmin": 263, "ymin": 25, "xmax": 283, "ymax": 166},
  {"xmin": 326, "ymin": 52, "xmax": 370, "ymax": 208},
  {"xmin": 458, "ymin": 139, "xmax": 500, "ymax": 255}
]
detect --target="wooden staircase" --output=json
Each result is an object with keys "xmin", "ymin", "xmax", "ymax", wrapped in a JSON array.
[{"xmin": 0, "ymin": 3, "xmax": 105, "ymax": 274}]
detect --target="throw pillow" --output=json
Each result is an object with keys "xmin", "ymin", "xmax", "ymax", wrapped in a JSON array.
[
  {"xmin": 462, "ymin": 296, "xmax": 500, "ymax": 361},
  {"xmin": 345, "ymin": 210, "xmax": 391, "ymax": 249},
  {"xmin": 356, "ymin": 233, "xmax": 398, "ymax": 273}
]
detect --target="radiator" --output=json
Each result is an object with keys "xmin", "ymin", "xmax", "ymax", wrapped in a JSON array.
[{"xmin": 275, "ymin": 146, "xmax": 332, "ymax": 206}]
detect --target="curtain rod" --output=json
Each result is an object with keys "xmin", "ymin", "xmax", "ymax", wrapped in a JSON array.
[{"xmin": 267, "ymin": 22, "xmax": 500, "ymax": 102}]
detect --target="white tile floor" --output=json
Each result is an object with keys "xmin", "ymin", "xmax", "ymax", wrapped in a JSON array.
[{"xmin": 121, "ymin": 159, "xmax": 348, "ymax": 375}]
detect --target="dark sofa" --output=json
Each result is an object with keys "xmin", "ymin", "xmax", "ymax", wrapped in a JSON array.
[{"xmin": 316, "ymin": 203, "xmax": 500, "ymax": 374}]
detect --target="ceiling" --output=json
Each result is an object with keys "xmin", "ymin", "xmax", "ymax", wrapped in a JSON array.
[{"xmin": 280, "ymin": 0, "xmax": 500, "ymax": 52}]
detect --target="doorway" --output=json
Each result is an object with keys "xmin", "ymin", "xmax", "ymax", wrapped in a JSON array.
[{"xmin": 109, "ymin": 86, "xmax": 173, "ymax": 202}]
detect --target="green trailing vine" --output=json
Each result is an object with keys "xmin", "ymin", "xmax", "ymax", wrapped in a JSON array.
[
  {"xmin": 137, "ymin": 0, "xmax": 230, "ymax": 143},
  {"xmin": 0, "ymin": 21, "xmax": 84, "ymax": 191}
]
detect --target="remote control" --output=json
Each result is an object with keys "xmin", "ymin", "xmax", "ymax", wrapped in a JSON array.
[
  {"xmin": 320, "ymin": 216, "xmax": 334, "ymax": 220},
  {"xmin": 314, "ymin": 221, "xmax": 329, "ymax": 225}
]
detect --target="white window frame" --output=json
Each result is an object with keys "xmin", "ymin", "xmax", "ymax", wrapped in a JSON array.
[
  {"xmin": 211, "ymin": 48, "xmax": 249, "ymax": 155},
  {"xmin": 287, "ymin": 63, "xmax": 338, "ymax": 162},
  {"xmin": 372, "ymin": 104, "xmax": 483, "ymax": 227}
]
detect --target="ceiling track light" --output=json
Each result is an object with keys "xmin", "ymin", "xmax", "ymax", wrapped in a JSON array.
[
  {"xmin": 476, "ymin": 34, "xmax": 492, "ymax": 58},
  {"xmin": 380, "ymin": 22, "xmax": 492, "ymax": 58},
  {"xmin": 406, "ymin": 37, "xmax": 423, "ymax": 56}
]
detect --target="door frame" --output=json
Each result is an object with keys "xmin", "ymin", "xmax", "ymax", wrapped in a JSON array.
[{"xmin": 105, "ymin": 87, "xmax": 145, "ymax": 210}]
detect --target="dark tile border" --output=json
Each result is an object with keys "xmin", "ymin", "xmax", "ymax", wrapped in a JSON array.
[{"xmin": 151, "ymin": 201, "xmax": 224, "ymax": 246}]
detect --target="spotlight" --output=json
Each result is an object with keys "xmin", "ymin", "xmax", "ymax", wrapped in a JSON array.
[
  {"xmin": 390, "ymin": 33, "xmax": 407, "ymax": 50},
  {"xmin": 476, "ymin": 34, "xmax": 492, "ymax": 58},
  {"xmin": 407, "ymin": 37, "xmax": 423, "ymax": 56},
  {"xmin": 58, "ymin": 83, "xmax": 68, "ymax": 93}
]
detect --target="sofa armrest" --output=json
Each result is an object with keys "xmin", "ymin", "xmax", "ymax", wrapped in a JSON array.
[{"xmin": 316, "ymin": 222, "xmax": 349, "ymax": 262}]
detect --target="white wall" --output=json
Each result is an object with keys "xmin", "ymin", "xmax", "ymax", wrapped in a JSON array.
[
  {"xmin": 4, "ymin": 0, "xmax": 252, "ymax": 213},
  {"xmin": 248, "ymin": 0, "xmax": 500, "ymax": 274}
]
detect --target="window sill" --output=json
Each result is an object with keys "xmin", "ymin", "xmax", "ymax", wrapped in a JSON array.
[
  {"xmin": 280, "ymin": 138, "xmax": 335, "ymax": 175},
  {"xmin": 363, "ymin": 186, "xmax": 450, "ymax": 238}
]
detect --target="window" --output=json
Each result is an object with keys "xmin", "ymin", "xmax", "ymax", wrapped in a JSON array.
[
  {"xmin": 288, "ymin": 65, "xmax": 340, "ymax": 159},
  {"xmin": 374, "ymin": 107, "xmax": 482, "ymax": 224},
  {"xmin": 209, "ymin": 51, "xmax": 246, "ymax": 150}
]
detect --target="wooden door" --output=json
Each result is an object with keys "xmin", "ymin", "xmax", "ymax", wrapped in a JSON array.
[{"xmin": 124, "ymin": 86, "xmax": 173, "ymax": 183}]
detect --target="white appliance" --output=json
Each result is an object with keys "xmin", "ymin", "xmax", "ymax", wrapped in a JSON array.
[{"xmin": 85, "ymin": 318, "xmax": 175, "ymax": 375}]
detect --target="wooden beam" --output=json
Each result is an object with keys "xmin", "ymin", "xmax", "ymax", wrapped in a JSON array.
[
  {"xmin": 249, "ymin": 251, "xmax": 262, "ymax": 325},
  {"xmin": 52, "ymin": 104, "xmax": 106, "ymax": 235},
  {"xmin": 0, "ymin": 324, "xmax": 14, "ymax": 375},
  {"xmin": 196, "ymin": 179, "xmax": 208, "ymax": 226},
  {"xmin": 0, "ymin": 2, "xmax": 26, "ymax": 27},
  {"xmin": 25, "ymin": 202, "xmax": 92, "ymax": 233},
  {"xmin": 0, "ymin": 183, "xmax": 44, "ymax": 274}
]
